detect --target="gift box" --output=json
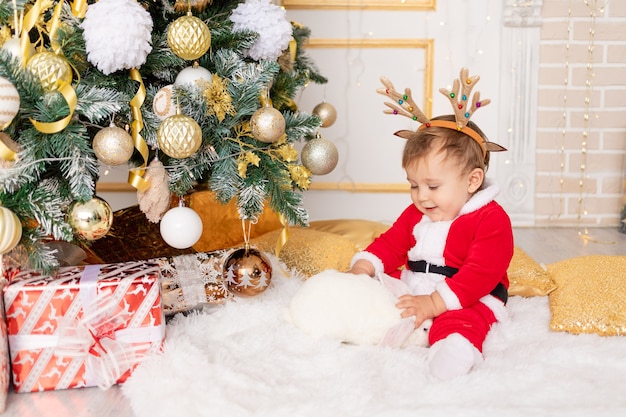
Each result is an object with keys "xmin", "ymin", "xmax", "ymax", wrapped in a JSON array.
[
  {"xmin": 157, "ymin": 252, "xmax": 233, "ymax": 316},
  {"xmin": 3, "ymin": 261, "xmax": 165, "ymax": 393}
]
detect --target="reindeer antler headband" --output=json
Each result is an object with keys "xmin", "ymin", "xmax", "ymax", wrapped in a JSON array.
[{"xmin": 377, "ymin": 67, "xmax": 506, "ymax": 159}]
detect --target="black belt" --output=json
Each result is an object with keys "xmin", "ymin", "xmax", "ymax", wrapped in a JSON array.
[
  {"xmin": 407, "ymin": 260, "xmax": 458, "ymax": 277},
  {"xmin": 407, "ymin": 260, "xmax": 508, "ymax": 304}
]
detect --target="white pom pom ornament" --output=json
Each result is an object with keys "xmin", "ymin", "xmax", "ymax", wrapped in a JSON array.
[
  {"xmin": 230, "ymin": 0, "xmax": 293, "ymax": 61},
  {"xmin": 81, "ymin": 0, "xmax": 153, "ymax": 74}
]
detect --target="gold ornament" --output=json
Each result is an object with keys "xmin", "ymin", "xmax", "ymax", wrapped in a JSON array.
[
  {"xmin": 0, "ymin": 76, "xmax": 20, "ymax": 129},
  {"xmin": 0, "ymin": 206, "xmax": 22, "ymax": 255},
  {"xmin": 93, "ymin": 125, "xmax": 134, "ymax": 166},
  {"xmin": 153, "ymin": 85, "xmax": 177, "ymax": 120},
  {"xmin": 250, "ymin": 106, "xmax": 285, "ymax": 143},
  {"xmin": 26, "ymin": 51, "xmax": 72, "ymax": 92},
  {"xmin": 167, "ymin": 12, "xmax": 211, "ymax": 61},
  {"xmin": 157, "ymin": 113, "xmax": 202, "ymax": 159},
  {"xmin": 203, "ymin": 74, "xmax": 235, "ymax": 122},
  {"xmin": 67, "ymin": 197, "xmax": 113, "ymax": 241},
  {"xmin": 301, "ymin": 133, "xmax": 339, "ymax": 175},
  {"xmin": 223, "ymin": 247, "xmax": 272, "ymax": 297},
  {"xmin": 312, "ymin": 101, "xmax": 337, "ymax": 128}
]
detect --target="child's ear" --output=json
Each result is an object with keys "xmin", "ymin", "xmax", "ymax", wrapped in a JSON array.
[{"xmin": 467, "ymin": 168, "xmax": 484, "ymax": 193}]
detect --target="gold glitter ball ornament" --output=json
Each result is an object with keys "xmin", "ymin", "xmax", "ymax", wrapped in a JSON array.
[
  {"xmin": 301, "ymin": 135, "xmax": 339, "ymax": 175},
  {"xmin": 157, "ymin": 114, "xmax": 202, "ymax": 159},
  {"xmin": 93, "ymin": 126, "xmax": 134, "ymax": 166},
  {"xmin": 250, "ymin": 106, "xmax": 285, "ymax": 143},
  {"xmin": 312, "ymin": 102, "xmax": 337, "ymax": 128},
  {"xmin": 223, "ymin": 247, "xmax": 272, "ymax": 297},
  {"xmin": 26, "ymin": 51, "xmax": 72, "ymax": 92},
  {"xmin": 0, "ymin": 206, "xmax": 22, "ymax": 255},
  {"xmin": 67, "ymin": 197, "xmax": 113, "ymax": 241},
  {"xmin": 167, "ymin": 13, "xmax": 211, "ymax": 61}
]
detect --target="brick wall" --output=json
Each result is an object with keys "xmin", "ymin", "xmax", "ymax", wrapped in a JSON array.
[{"xmin": 537, "ymin": 0, "xmax": 626, "ymax": 226}]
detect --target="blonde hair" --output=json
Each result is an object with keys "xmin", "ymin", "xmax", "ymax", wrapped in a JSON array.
[{"xmin": 401, "ymin": 114, "xmax": 490, "ymax": 176}]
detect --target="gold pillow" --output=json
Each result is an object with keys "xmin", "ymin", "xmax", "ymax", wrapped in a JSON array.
[
  {"xmin": 249, "ymin": 227, "xmax": 358, "ymax": 277},
  {"xmin": 507, "ymin": 247, "xmax": 557, "ymax": 297},
  {"xmin": 309, "ymin": 219, "xmax": 390, "ymax": 251},
  {"xmin": 548, "ymin": 255, "xmax": 626, "ymax": 336},
  {"xmin": 190, "ymin": 191, "xmax": 282, "ymax": 252}
]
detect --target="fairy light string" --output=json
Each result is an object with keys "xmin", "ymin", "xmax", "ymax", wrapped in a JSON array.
[
  {"xmin": 556, "ymin": 0, "xmax": 572, "ymax": 220},
  {"xmin": 577, "ymin": 0, "xmax": 597, "ymax": 239}
]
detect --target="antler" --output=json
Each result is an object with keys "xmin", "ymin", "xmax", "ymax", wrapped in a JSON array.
[
  {"xmin": 438, "ymin": 68, "xmax": 491, "ymax": 129},
  {"xmin": 377, "ymin": 76, "xmax": 430, "ymax": 124}
]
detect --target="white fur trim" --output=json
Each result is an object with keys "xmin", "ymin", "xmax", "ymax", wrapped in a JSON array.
[
  {"xmin": 435, "ymin": 281, "xmax": 462, "ymax": 311},
  {"xmin": 480, "ymin": 295, "xmax": 509, "ymax": 323},
  {"xmin": 350, "ymin": 251, "xmax": 385, "ymax": 275},
  {"xmin": 408, "ymin": 217, "xmax": 451, "ymax": 265},
  {"xmin": 459, "ymin": 179, "xmax": 500, "ymax": 216}
]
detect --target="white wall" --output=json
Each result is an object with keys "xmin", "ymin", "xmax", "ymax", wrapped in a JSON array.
[{"xmin": 286, "ymin": 1, "xmax": 507, "ymax": 223}]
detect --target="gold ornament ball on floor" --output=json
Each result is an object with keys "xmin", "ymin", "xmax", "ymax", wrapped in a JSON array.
[
  {"xmin": 301, "ymin": 136, "xmax": 339, "ymax": 175},
  {"xmin": 157, "ymin": 114, "xmax": 202, "ymax": 159},
  {"xmin": 0, "ymin": 76, "xmax": 20, "ymax": 128},
  {"xmin": 250, "ymin": 106, "xmax": 286, "ymax": 143},
  {"xmin": 312, "ymin": 102, "xmax": 337, "ymax": 128},
  {"xmin": 26, "ymin": 51, "xmax": 72, "ymax": 92},
  {"xmin": 93, "ymin": 126, "xmax": 134, "ymax": 166},
  {"xmin": 167, "ymin": 13, "xmax": 211, "ymax": 61},
  {"xmin": 223, "ymin": 247, "xmax": 272, "ymax": 297},
  {"xmin": 67, "ymin": 197, "xmax": 113, "ymax": 241},
  {"xmin": 0, "ymin": 206, "xmax": 22, "ymax": 255}
]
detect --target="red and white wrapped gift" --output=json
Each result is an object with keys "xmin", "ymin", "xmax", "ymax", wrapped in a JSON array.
[{"xmin": 3, "ymin": 261, "xmax": 165, "ymax": 393}]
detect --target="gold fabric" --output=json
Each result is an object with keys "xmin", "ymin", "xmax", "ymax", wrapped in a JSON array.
[
  {"xmin": 507, "ymin": 247, "xmax": 557, "ymax": 297},
  {"xmin": 548, "ymin": 255, "xmax": 626, "ymax": 336},
  {"xmin": 308, "ymin": 219, "xmax": 390, "ymax": 251},
  {"xmin": 249, "ymin": 228, "xmax": 358, "ymax": 277},
  {"xmin": 190, "ymin": 191, "xmax": 282, "ymax": 253}
]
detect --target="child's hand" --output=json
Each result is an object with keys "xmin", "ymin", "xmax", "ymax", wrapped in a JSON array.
[
  {"xmin": 346, "ymin": 259, "xmax": 375, "ymax": 277},
  {"xmin": 396, "ymin": 292, "xmax": 447, "ymax": 328}
]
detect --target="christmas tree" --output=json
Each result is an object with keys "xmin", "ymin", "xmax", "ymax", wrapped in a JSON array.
[{"xmin": 0, "ymin": 0, "xmax": 327, "ymax": 272}]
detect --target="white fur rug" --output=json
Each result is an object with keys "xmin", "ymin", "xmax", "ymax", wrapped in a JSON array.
[{"xmin": 122, "ymin": 264, "xmax": 626, "ymax": 417}]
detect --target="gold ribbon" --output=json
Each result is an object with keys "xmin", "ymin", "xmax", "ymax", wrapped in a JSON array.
[
  {"xmin": 47, "ymin": 0, "xmax": 63, "ymax": 52},
  {"xmin": 0, "ymin": 139, "xmax": 17, "ymax": 161},
  {"xmin": 128, "ymin": 68, "xmax": 149, "ymax": 192},
  {"xmin": 18, "ymin": 0, "xmax": 48, "ymax": 66},
  {"xmin": 71, "ymin": 0, "xmax": 88, "ymax": 18},
  {"xmin": 274, "ymin": 214, "xmax": 290, "ymax": 257},
  {"xmin": 29, "ymin": 80, "xmax": 76, "ymax": 133}
]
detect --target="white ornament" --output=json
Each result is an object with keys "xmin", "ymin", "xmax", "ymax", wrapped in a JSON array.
[
  {"xmin": 230, "ymin": 0, "xmax": 293, "ymax": 61},
  {"xmin": 81, "ymin": 0, "xmax": 153, "ymax": 75},
  {"xmin": 160, "ymin": 206, "xmax": 203, "ymax": 249},
  {"xmin": 153, "ymin": 85, "xmax": 177, "ymax": 120},
  {"xmin": 174, "ymin": 65, "xmax": 212, "ymax": 88},
  {"xmin": 0, "ymin": 76, "xmax": 20, "ymax": 128},
  {"xmin": 1, "ymin": 37, "xmax": 34, "ymax": 62}
]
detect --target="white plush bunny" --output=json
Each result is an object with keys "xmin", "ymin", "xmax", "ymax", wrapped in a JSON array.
[{"xmin": 287, "ymin": 269, "xmax": 431, "ymax": 348}]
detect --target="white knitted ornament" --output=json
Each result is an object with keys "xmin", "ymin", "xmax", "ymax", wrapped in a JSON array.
[
  {"xmin": 229, "ymin": 0, "xmax": 293, "ymax": 61},
  {"xmin": 81, "ymin": 0, "xmax": 153, "ymax": 75}
]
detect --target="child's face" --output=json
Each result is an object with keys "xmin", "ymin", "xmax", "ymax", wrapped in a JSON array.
[{"xmin": 406, "ymin": 149, "xmax": 483, "ymax": 222}]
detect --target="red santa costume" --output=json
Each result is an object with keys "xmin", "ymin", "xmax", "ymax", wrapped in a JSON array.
[{"xmin": 350, "ymin": 179, "xmax": 514, "ymax": 377}]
